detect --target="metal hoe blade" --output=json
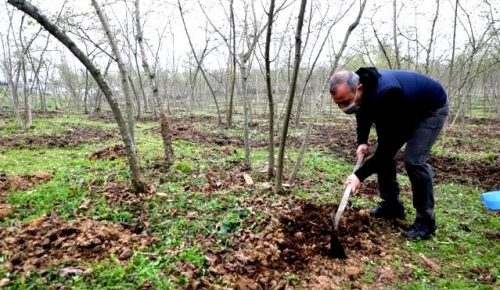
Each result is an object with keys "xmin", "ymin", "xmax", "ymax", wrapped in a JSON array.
[{"xmin": 329, "ymin": 155, "xmax": 364, "ymax": 258}]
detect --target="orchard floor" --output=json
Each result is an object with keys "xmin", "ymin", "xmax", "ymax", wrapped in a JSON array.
[{"xmin": 0, "ymin": 112, "xmax": 498, "ymax": 289}]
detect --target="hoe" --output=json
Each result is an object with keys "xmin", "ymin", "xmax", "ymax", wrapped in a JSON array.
[{"xmin": 330, "ymin": 154, "xmax": 365, "ymax": 259}]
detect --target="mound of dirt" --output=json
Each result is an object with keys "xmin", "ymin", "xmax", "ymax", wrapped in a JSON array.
[
  {"xmin": 100, "ymin": 182, "xmax": 155, "ymax": 206},
  {"xmin": 0, "ymin": 171, "xmax": 53, "ymax": 194},
  {"xmin": 0, "ymin": 127, "xmax": 117, "ymax": 149},
  {"xmin": 156, "ymin": 122, "xmax": 242, "ymax": 147},
  {"xmin": 0, "ymin": 214, "xmax": 155, "ymax": 273},
  {"xmin": 88, "ymin": 144, "xmax": 126, "ymax": 160},
  {"xmin": 427, "ymin": 156, "xmax": 499, "ymax": 190},
  {"xmin": 33, "ymin": 110, "xmax": 62, "ymax": 118},
  {"xmin": 203, "ymin": 200, "xmax": 407, "ymax": 289}
]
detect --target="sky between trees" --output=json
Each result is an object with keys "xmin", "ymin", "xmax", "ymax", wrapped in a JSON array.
[{"xmin": 1, "ymin": 0, "xmax": 498, "ymax": 80}]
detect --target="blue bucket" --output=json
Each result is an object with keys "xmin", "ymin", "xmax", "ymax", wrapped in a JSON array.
[{"xmin": 482, "ymin": 191, "xmax": 500, "ymax": 210}]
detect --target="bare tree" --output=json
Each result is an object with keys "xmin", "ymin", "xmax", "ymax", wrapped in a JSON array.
[
  {"xmin": 424, "ymin": 0, "xmax": 440, "ymax": 74},
  {"xmin": 264, "ymin": 0, "xmax": 276, "ymax": 180},
  {"xmin": 331, "ymin": 0, "xmax": 367, "ymax": 74},
  {"xmin": 275, "ymin": 0, "xmax": 307, "ymax": 194},
  {"xmin": 447, "ymin": 0, "xmax": 459, "ymax": 89},
  {"xmin": 7, "ymin": 0, "xmax": 145, "ymax": 192},
  {"xmin": 178, "ymin": 0, "xmax": 222, "ymax": 125},
  {"xmin": 288, "ymin": 0, "xmax": 367, "ymax": 186},
  {"xmin": 91, "ymin": 0, "xmax": 136, "ymax": 142},
  {"xmin": 135, "ymin": 0, "xmax": 174, "ymax": 166},
  {"xmin": 392, "ymin": 0, "xmax": 401, "ymax": 69}
]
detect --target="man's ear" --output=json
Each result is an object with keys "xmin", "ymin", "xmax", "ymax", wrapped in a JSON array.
[{"xmin": 357, "ymin": 83, "xmax": 364, "ymax": 95}]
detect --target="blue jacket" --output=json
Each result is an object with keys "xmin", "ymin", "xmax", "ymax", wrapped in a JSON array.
[{"xmin": 353, "ymin": 67, "xmax": 447, "ymax": 181}]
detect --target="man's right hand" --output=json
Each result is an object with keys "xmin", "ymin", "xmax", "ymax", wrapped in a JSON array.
[{"xmin": 357, "ymin": 144, "xmax": 370, "ymax": 158}]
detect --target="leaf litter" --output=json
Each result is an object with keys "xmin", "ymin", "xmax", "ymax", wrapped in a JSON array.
[
  {"xmin": 0, "ymin": 172, "xmax": 54, "ymax": 220},
  {"xmin": 0, "ymin": 214, "xmax": 156, "ymax": 274},
  {"xmin": 187, "ymin": 196, "xmax": 409, "ymax": 289},
  {"xmin": 88, "ymin": 144, "xmax": 126, "ymax": 160},
  {"xmin": 0, "ymin": 171, "xmax": 53, "ymax": 195},
  {"xmin": 0, "ymin": 126, "xmax": 117, "ymax": 149}
]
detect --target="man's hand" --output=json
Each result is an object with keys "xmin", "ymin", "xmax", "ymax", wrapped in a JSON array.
[
  {"xmin": 356, "ymin": 144, "xmax": 370, "ymax": 159},
  {"xmin": 345, "ymin": 174, "xmax": 361, "ymax": 193}
]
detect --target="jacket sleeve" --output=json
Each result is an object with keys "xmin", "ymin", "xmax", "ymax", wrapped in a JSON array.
[
  {"xmin": 354, "ymin": 88, "xmax": 407, "ymax": 182},
  {"xmin": 355, "ymin": 106, "xmax": 372, "ymax": 145}
]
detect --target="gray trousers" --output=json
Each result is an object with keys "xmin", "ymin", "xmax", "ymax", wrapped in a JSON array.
[{"xmin": 378, "ymin": 103, "xmax": 449, "ymax": 222}]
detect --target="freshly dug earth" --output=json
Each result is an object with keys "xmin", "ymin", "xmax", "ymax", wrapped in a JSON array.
[
  {"xmin": 202, "ymin": 199, "xmax": 408, "ymax": 289},
  {"xmin": 91, "ymin": 181, "xmax": 155, "ymax": 207},
  {"xmin": 164, "ymin": 122, "xmax": 243, "ymax": 147},
  {"xmin": 88, "ymin": 144, "xmax": 126, "ymax": 160},
  {"xmin": 0, "ymin": 171, "xmax": 53, "ymax": 195},
  {"xmin": 0, "ymin": 215, "xmax": 155, "ymax": 273},
  {"xmin": 428, "ymin": 155, "xmax": 499, "ymax": 190},
  {"xmin": 89, "ymin": 113, "xmax": 159, "ymax": 123},
  {"xmin": 310, "ymin": 124, "xmax": 499, "ymax": 191},
  {"xmin": 0, "ymin": 127, "xmax": 117, "ymax": 148}
]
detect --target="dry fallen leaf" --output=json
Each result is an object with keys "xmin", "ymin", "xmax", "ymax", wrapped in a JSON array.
[
  {"xmin": 34, "ymin": 171, "xmax": 53, "ymax": 180},
  {"xmin": 155, "ymin": 192, "xmax": 169, "ymax": 198},
  {"xmin": 419, "ymin": 253, "xmax": 440, "ymax": 272},
  {"xmin": 0, "ymin": 205, "xmax": 13, "ymax": 219},
  {"xmin": 242, "ymin": 173, "xmax": 254, "ymax": 186}
]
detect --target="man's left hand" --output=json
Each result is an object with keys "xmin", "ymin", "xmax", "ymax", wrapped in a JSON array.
[{"xmin": 345, "ymin": 174, "xmax": 361, "ymax": 193}]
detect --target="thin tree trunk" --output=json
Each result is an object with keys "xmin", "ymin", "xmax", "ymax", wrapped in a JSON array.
[
  {"xmin": 330, "ymin": 0, "xmax": 368, "ymax": 76},
  {"xmin": 448, "ymin": 0, "xmax": 459, "ymax": 90},
  {"xmin": 288, "ymin": 123, "xmax": 312, "ymax": 185},
  {"xmin": 178, "ymin": 0, "xmax": 222, "ymax": 125},
  {"xmin": 92, "ymin": 0, "xmax": 136, "ymax": 142},
  {"xmin": 240, "ymin": 61, "xmax": 252, "ymax": 170},
  {"xmin": 289, "ymin": 0, "xmax": 367, "ymax": 185},
  {"xmin": 425, "ymin": 0, "xmax": 440, "ymax": 74},
  {"xmin": 136, "ymin": 0, "xmax": 174, "ymax": 166},
  {"xmin": 275, "ymin": 0, "xmax": 307, "ymax": 194},
  {"xmin": 226, "ymin": 0, "xmax": 237, "ymax": 128},
  {"xmin": 128, "ymin": 75, "xmax": 141, "ymax": 118},
  {"xmin": 83, "ymin": 69, "xmax": 90, "ymax": 114},
  {"xmin": 392, "ymin": 0, "xmax": 401, "ymax": 69},
  {"xmin": 264, "ymin": 0, "xmax": 276, "ymax": 180},
  {"xmin": 21, "ymin": 57, "xmax": 31, "ymax": 130}
]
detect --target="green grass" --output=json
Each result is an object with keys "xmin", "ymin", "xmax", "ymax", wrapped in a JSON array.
[{"xmin": 0, "ymin": 113, "xmax": 498, "ymax": 289}]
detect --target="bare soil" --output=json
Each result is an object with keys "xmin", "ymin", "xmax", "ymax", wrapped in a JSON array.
[
  {"xmin": 90, "ymin": 181, "xmax": 155, "ymax": 207},
  {"xmin": 0, "ymin": 171, "xmax": 53, "ymax": 195},
  {"xmin": 88, "ymin": 144, "xmax": 126, "ymax": 160},
  {"xmin": 0, "ymin": 127, "xmax": 117, "ymax": 149},
  {"xmin": 0, "ymin": 214, "xmax": 155, "ymax": 274},
  {"xmin": 198, "ymin": 198, "xmax": 408, "ymax": 289}
]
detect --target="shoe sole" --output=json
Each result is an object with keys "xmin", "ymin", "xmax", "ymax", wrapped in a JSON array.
[{"xmin": 405, "ymin": 232, "xmax": 435, "ymax": 240}]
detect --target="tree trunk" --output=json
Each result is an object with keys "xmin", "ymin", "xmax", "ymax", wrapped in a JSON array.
[
  {"xmin": 226, "ymin": 0, "xmax": 237, "ymax": 128},
  {"xmin": 128, "ymin": 75, "xmax": 141, "ymax": 118},
  {"xmin": 178, "ymin": 0, "xmax": 222, "ymax": 125},
  {"xmin": 83, "ymin": 69, "xmax": 89, "ymax": 114},
  {"xmin": 425, "ymin": 0, "xmax": 440, "ymax": 74},
  {"xmin": 240, "ymin": 61, "xmax": 252, "ymax": 171},
  {"xmin": 91, "ymin": 0, "xmax": 136, "ymax": 142},
  {"xmin": 264, "ymin": 0, "xmax": 276, "ymax": 180},
  {"xmin": 392, "ymin": 0, "xmax": 401, "ymax": 69},
  {"xmin": 275, "ymin": 0, "xmax": 307, "ymax": 194},
  {"xmin": 136, "ymin": 0, "xmax": 174, "ymax": 166}
]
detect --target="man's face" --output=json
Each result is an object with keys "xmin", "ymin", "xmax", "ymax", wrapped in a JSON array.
[{"xmin": 331, "ymin": 83, "xmax": 360, "ymax": 110}]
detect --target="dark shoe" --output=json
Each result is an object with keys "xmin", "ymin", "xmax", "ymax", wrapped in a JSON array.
[
  {"xmin": 406, "ymin": 221, "xmax": 436, "ymax": 240},
  {"xmin": 370, "ymin": 201, "xmax": 406, "ymax": 220}
]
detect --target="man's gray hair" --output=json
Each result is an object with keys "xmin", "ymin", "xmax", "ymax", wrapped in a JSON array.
[{"xmin": 329, "ymin": 71, "xmax": 359, "ymax": 95}]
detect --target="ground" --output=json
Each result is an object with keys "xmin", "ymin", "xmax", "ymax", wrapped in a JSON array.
[{"xmin": 0, "ymin": 111, "xmax": 498, "ymax": 289}]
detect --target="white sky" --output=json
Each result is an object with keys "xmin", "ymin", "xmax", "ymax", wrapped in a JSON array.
[{"xmin": 0, "ymin": 0, "xmax": 499, "ymax": 81}]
